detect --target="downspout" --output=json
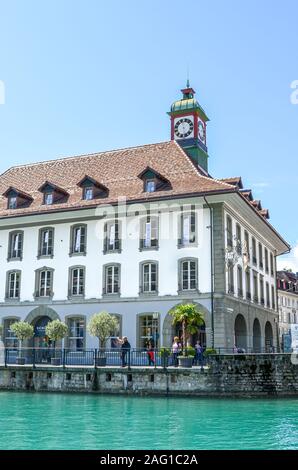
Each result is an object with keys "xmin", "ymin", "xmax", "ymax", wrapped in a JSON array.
[{"xmin": 204, "ymin": 197, "xmax": 215, "ymax": 349}]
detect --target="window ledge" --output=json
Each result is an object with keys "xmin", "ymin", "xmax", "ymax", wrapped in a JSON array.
[
  {"xmin": 7, "ymin": 257, "xmax": 23, "ymax": 262},
  {"xmin": 5, "ymin": 297, "xmax": 20, "ymax": 303},
  {"xmin": 177, "ymin": 289, "xmax": 200, "ymax": 295},
  {"xmin": 139, "ymin": 246, "xmax": 159, "ymax": 252},
  {"xmin": 139, "ymin": 291, "xmax": 159, "ymax": 297},
  {"xmin": 177, "ymin": 243, "xmax": 198, "ymax": 249},
  {"xmin": 103, "ymin": 249, "xmax": 122, "ymax": 255},
  {"xmin": 69, "ymin": 252, "xmax": 87, "ymax": 257},
  {"xmin": 102, "ymin": 293, "xmax": 121, "ymax": 298},
  {"xmin": 37, "ymin": 254, "xmax": 54, "ymax": 260}
]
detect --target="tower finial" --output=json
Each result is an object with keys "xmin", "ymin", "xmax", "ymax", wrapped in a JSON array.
[{"xmin": 186, "ymin": 66, "xmax": 190, "ymax": 88}]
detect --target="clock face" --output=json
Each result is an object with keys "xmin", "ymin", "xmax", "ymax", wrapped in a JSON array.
[
  {"xmin": 198, "ymin": 121, "xmax": 206, "ymax": 143},
  {"xmin": 174, "ymin": 118, "xmax": 194, "ymax": 138}
]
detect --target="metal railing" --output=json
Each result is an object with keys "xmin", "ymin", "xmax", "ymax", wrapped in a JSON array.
[{"xmin": 0, "ymin": 346, "xmax": 281, "ymax": 369}]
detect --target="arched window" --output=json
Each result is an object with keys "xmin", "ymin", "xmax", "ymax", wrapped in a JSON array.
[
  {"xmin": 68, "ymin": 266, "xmax": 85, "ymax": 297},
  {"xmin": 140, "ymin": 261, "xmax": 158, "ymax": 294},
  {"xmin": 103, "ymin": 263, "xmax": 121, "ymax": 295},
  {"xmin": 178, "ymin": 258, "xmax": 198, "ymax": 292},
  {"xmin": 8, "ymin": 231, "xmax": 24, "ymax": 261},
  {"xmin": 6, "ymin": 270, "xmax": 21, "ymax": 300},
  {"xmin": 70, "ymin": 224, "xmax": 87, "ymax": 256},
  {"xmin": 34, "ymin": 267, "xmax": 54, "ymax": 298}
]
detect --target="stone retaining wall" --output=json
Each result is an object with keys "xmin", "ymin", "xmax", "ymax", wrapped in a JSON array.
[{"xmin": 0, "ymin": 354, "xmax": 298, "ymax": 397}]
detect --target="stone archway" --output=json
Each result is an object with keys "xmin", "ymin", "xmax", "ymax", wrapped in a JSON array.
[
  {"xmin": 265, "ymin": 321, "xmax": 274, "ymax": 352},
  {"xmin": 25, "ymin": 306, "xmax": 60, "ymax": 348},
  {"xmin": 252, "ymin": 318, "xmax": 262, "ymax": 353},
  {"xmin": 234, "ymin": 314, "xmax": 247, "ymax": 351},
  {"xmin": 162, "ymin": 302, "xmax": 210, "ymax": 348},
  {"xmin": 25, "ymin": 306, "xmax": 60, "ymax": 324}
]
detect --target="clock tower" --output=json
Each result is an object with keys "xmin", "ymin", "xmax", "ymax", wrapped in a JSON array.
[{"xmin": 168, "ymin": 81, "xmax": 209, "ymax": 172}]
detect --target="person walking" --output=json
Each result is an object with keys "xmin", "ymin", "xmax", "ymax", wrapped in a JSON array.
[
  {"xmin": 121, "ymin": 336, "xmax": 131, "ymax": 367},
  {"xmin": 172, "ymin": 336, "xmax": 181, "ymax": 367},
  {"xmin": 193, "ymin": 341, "xmax": 203, "ymax": 366},
  {"xmin": 146, "ymin": 342, "xmax": 155, "ymax": 366}
]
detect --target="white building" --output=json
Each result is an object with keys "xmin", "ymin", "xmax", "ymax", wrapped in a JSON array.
[
  {"xmin": 277, "ymin": 271, "xmax": 298, "ymax": 349},
  {"xmin": 0, "ymin": 83, "xmax": 290, "ymax": 352}
]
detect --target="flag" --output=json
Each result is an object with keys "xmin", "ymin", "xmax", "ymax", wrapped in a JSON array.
[{"xmin": 145, "ymin": 222, "xmax": 151, "ymax": 248}]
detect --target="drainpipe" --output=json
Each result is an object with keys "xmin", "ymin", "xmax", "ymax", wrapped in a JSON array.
[{"xmin": 203, "ymin": 197, "xmax": 215, "ymax": 349}]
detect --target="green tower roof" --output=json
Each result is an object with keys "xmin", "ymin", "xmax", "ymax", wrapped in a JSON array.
[{"xmin": 169, "ymin": 82, "xmax": 209, "ymax": 121}]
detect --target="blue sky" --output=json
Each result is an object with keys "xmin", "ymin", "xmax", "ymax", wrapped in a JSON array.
[{"xmin": 0, "ymin": 0, "xmax": 297, "ymax": 269}]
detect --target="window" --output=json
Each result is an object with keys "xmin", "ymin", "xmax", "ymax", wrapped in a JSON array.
[
  {"xmin": 104, "ymin": 220, "xmax": 121, "ymax": 253},
  {"xmin": 145, "ymin": 180, "xmax": 156, "ymax": 193},
  {"xmin": 179, "ymin": 259, "xmax": 198, "ymax": 291},
  {"xmin": 252, "ymin": 238, "xmax": 257, "ymax": 265},
  {"xmin": 253, "ymin": 271, "xmax": 258, "ymax": 303},
  {"xmin": 67, "ymin": 317, "xmax": 85, "ymax": 350},
  {"xmin": 270, "ymin": 253, "xmax": 274, "ymax": 277},
  {"xmin": 44, "ymin": 192, "xmax": 53, "ymax": 205},
  {"xmin": 246, "ymin": 269, "xmax": 251, "ymax": 300},
  {"xmin": 38, "ymin": 228, "xmax": 54, "ymax": 257},
  {"xmin": 259, "ymin": 243, "xmax": 263, "ymax": 269},
  {"xmin": 69, "ymin": 267, "xmax": 85, "ymax": 297},
  {"xmin": 266, "ymin": 282, "xmax": 270, "ymax": 308},
  {"xmin": 35, "ymin": 268, "xmax": 54, "ymax": 297},
  {"xmin": 70, "ymin": 225, "xmax": 87, "ymax": 255},
  {"xmin": 236, "ymin": 224, "xmax": 242, "ymax": 255},
  {"xmin": 6, "ymin": 271, "xmax": 21, "ymax": 299},
  {"xmin": 108, "ymin": 314, "xmax": 122, "ymax": 348},
  {"xmin": 265, "ymin": 248, "xmax": 269, "ymax": 273},
  {"xmin": 83, "ymin": 187, "xmax": 94, "ymax": 200},
  {"xmin": 8, "ymin": 231, "xmax": 23, "ymax": 260},
  {"xmin": 271, "ymin": 285, "xmax": 275, "ymax": 310},
  {"xmin": 179, "ymin": 210, "xmax": 196, "ymax": 246},
  {"xmin": 138, "ymin": 313, "xmax": 159, "ymax": 348},
  {"xmin": 244, "ymin": 231, "xmax": 250, "ymax": 262},
  {"xmin": 8, "ymin": 196, "xmax": 17, "ymax": 209},
  {"xmin": 103, "ymin": 264, "xmax": 120, "ymax": 295},
  {"xmin": 3, "ymin": 318, "xmax": 19, "ymax": 348},
  {"xmin": 260, "ymin": 276, "xmax": 264, "ymax": 305},
  {"xmin": 140, "ymin": 262, "xmax": 158, "ymax": 294},
  {"xmin": 237, "ymin": 266, "xmax": 243, "ymax": 297},
  {"xmin": 227, "ymin": 262, "xmax": 234, "ymax": 294},
  {"xmin": 140, "ymin": 216, "xmax": 159, "ymax": 250},
  {"xmin": 226, "ymin": 215, "xmax": 233, "ymax": 248}
]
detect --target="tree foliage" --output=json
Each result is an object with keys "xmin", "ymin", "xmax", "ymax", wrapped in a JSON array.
[
  {"xmin": 45, "ymin": 320, "xmax": 68, "ymax": 344},
  {"xmin": 169, "ymin": 303, "xmax": 204, "ymax": 356},
  {"xmin": 10, "ymin": 321, "xmax": 34, "ymax": 341},
  {"xmin": 87, "ymin": 312, "xmax": 119, "ymax": 348}
]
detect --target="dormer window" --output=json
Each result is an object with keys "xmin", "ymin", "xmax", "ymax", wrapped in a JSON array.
[
  {"xmin": 44, "ymin": 192, "xmax": 53, "ymax": 205},
  {"xmin": 77, "ymin": 176, "xmax": 108, "ymax": 201},
  {"xmin": 145, "ymin": 180, "xmax": 156, "ymax": 193},
  {"xmin": 8, "ymin": 196, "xmax": 17, "ymax": 209},
  {"xmin": 138, "ymin": 167, "xmax": 172, "ymax": 193},
  {"xmin": 3, "ymin": 187, "xmax": 33, "ymax": 210},
  {"xmin": 84, "ymin": 187, "xmax": 94, "ymax": 201},
  {"xmin": 39, "ymin": 182, "xmax": 69, "ymax": 206}
]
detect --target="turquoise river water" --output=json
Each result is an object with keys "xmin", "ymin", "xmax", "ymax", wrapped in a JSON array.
[{"xmin": 0, "ymin": 392, "xmax": 297, "ymax": 450}]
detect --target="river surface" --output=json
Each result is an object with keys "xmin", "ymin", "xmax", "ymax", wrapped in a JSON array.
[{"xmin": 0, "ymin": 392, "xmax": 297, "ymax": 449}]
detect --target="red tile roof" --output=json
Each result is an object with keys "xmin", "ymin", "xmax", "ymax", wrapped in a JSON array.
[{"xmin": 0, "ymin": 141, "xmax": 236, "ymax": 218}]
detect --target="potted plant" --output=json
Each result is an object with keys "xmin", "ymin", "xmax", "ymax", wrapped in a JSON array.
[
  {"xmin": 169, "ymin": 303, "xmax": 204, "ymax": 368},
  {"xmin": 87, "ymin": 312, "xmax": 119, "ymax": 366},
  {"xmin": 159, "ymin": 347, "xmax": 171, "ymax": 368},
  {"xmin": 46, "ymin": 320, "xmax": 68, "ymax": 366},
  {"xmin": 10, "ymin": 321, "xmax": 34, "ymax": 365}
]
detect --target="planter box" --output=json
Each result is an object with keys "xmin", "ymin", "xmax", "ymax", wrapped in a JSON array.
[
  {"xmin": 95, "ymin": 356, "xmax": 107, "ymax": 367},
  {"xmin": 16, "ymin": 357, "xmax": 25, "ymax": 365},
  {"xmin": 51, "ymin": 357, "xmax": 61, "ymax": 366},
  {"xmin": 178, "ymin": 356, "xmax": 193, "ymax": 368}
]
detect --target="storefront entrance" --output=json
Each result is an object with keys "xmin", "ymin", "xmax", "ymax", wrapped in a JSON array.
[{"xmin": 31, "ymin": 316, "xmax": 52, "ymax": 347}]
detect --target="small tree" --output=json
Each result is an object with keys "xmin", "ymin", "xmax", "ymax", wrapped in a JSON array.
[
  {"xmin": 87, "ymin": 312, "xmax": 119, "ymax": 350},
  {"xmin": 169, "ymin": 303, "xmax": 204, "ymax": 356},
  {"xmin": 0, "ymin": 324, "xmax": 3, "ymax": 340},
  {"xmin": 45, "ymin": 320, "xmax": 68, "ymax": 350},
  {"xmin": 10, "ymin": 321, "xmax": 34, "ymax": 355}
]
